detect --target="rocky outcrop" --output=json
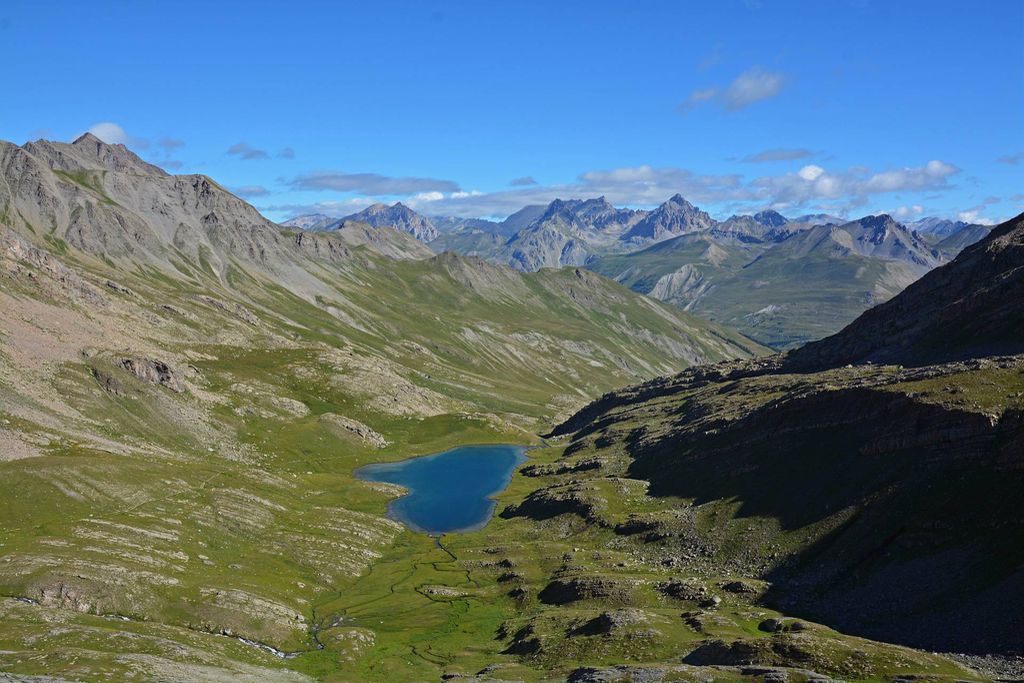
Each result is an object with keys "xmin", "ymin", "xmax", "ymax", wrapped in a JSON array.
[
  {"xmin": 538, "ymin": 576, "xmax": 640, "ymax": 605},
  {"xmin": 120, "ymin": 357, "xmax": 184, "ymax": 392},
  {"xmin": 500, "ymin": 483, "xmax": 603, "ymax": 523},
  {"xmin": 91, "ymin": 367, "xmax": 129, "ymax": 398},
  {"xmin": 320, "ymin": 413, "xmax": 389, "ymax": 448}
]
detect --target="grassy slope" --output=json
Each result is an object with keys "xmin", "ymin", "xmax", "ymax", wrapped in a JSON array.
[
  {"xmin": 0, "ymin": 222, "xmax": 770, "ymax": 681},
  {"xmin": 507, "ymin": 356, "xmax": 1023, "ymax": 675},
  {"xmin": 588, "ymin": 234, "xmax": 923, "ymax": 350}
]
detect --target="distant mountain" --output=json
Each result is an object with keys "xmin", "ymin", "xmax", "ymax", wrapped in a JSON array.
[
  {"xmin": 312, "ymin": 219, "xmax": 434, "ymax": 260},
  {"xmin": 908, "ymin": 216, "xmax": 975, "ymax": 236},
  {"xmin": 753, "ymin": 209, "xmax": 789, "ymax": 228},
  {"xmin": 428, "ymin": 230, "xmax": 506, "ymax": 259},
  {"xmin": 934, "ymin": 222, "xmax": 991, "ymax": 257},
  {"xmin": 710, "ymin": 212, "xmax": 806, "ymax": 244},
  {"xmin": 621, "ymin": 194, "xmax": 713, "ymax": 242},
  {"xmin": 280, "ymin": 213, "xmax": 335, "ymax": 231},
  {"xmin": 431, "ymin": 216, "xmax": 503, "ymax": 233},
  {"xmin": 590, "ymin": 233, "xmax": 758, "ymax": 310},
  {"xmin": 531, "ymin": 196, "xmax": 643, "ymax": 239},
  {"xmin": 789, "ymin": 212, "xmax": 1024, "ymax": 369},
  {"xmin": 498, "ymin": 221, "xmax": 592, "ymax": 271},
  {"xmin": 782, "ymin": 214, "xmax": 942, "ymax": 268},
  {"xmin": 792, "ymin": 212, "xmax": 843, "ymax": 226},
  {"xmin": 492, "ymin": 196, "xmax": 645, "ymax": 271},
  {"xmin": 500, "ymin": 204, "xmax": 547, "ymax": 232},
  {"xmin": 338, "ymin": 202, "xmax": 439, "ymax": 242},
  {"xmin": 591, "ymin": 214, "xmax": 948, "ymax": 348}
]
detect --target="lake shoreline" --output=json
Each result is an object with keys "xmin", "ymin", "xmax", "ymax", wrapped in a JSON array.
[{"xmin": 355, "ymin": 443, "xmax": 530, "ymax": 536}]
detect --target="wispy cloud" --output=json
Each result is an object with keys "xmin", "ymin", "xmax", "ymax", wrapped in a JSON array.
[
  {"xmin": 996, "ymin": 152, "xmax": 1024, "ymax": 165},
  {"xmin": 289, "ymin": 170, "xmax": 460, "ymax": 195},
  {"xmin": 233, "ymin": 185, "xmax": 271, "ymax": 198},
  {"xmin": 158, "ymin": 137, "xmax": 184, "ymax": 150},
  {"xmin": 723, "ymin": 67, "xmax": 786, "ymax": 110},
  {"xmin": 277, "ymin": 147, "xmax": 295, "ymax": 159},
  {"xmin": 227, "ymin": 142, "xmax": 269, "ymax": 160},
  {"xmin": 683, "ymin": 67, "xmax": 787, "ymax": 112},
  {"xmin": 681, "ymin": 88, "xmax": 718, "ymax": 111},
  {"xmin": 260, "ymin": 198, "xmax": 377, "ymax": 218},
  {"xmin": 509, "ymin": 176, "xmax": 537, "ymax": 186},
  {"xmin": 742, "ymin": 148, "xmax": 815, "ymax": 163}
]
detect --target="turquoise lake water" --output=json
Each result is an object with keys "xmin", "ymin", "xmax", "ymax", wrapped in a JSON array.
[{"xmin": 354, "ymin": 444, "xmax": 528, "ymax": 535}]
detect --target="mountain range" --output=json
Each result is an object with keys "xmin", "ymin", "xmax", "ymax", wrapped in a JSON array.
[{"xmin": 284, "ymin": 197, "xmax": 989, "ymax": 349}]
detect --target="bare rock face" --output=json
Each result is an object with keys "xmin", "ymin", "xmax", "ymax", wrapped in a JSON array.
[
  {"xmin": 319, "ymin": 413, "xmax": 390, "ymax": 448},
  {"xmin": 120, "ymin": 357, "xmax": 184, "ymax": 393},
  {"xmin": 36, "ymin": 582, "xmax": 94, "ymax": 613},
  {"xmin": 91, "ymin": 367, "xmax": 129, "ymax": 398},
  {"xmin": 1, "ymin": 227, "xmax": 107, "ymax": 306}
]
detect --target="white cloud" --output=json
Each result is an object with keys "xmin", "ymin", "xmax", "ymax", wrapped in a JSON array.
[
  {"xmin": 685, "ymin": 67, "xmax": 787, "ymax": 112},
  {"xmin": 83, "ymin": 122, "xmax": 149, "ymax": 149},
  {"xmin": 722, "ymin": 67, "xmax": 786, "ymax": 110},
  {"xmin": 957, "ymin": 207, "xmax": 997, "ymax": 225},
  {"xmin": 753, "ymin": 160, "xmax": 959, "ymax": 205},
  {"xmin": 413, "ymin": 191, "xmax": 444, "ymax": 202},
  {"xmin": 891, "ymin": 205, "xmax": 924, "ymax": 219},
  {"xmin": 798, "ymin": 165, "xmax": 825, "ymax": 181}
]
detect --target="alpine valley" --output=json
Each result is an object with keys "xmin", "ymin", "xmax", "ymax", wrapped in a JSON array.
[
  {"xmin": 287, "ymin": 196, "xmax": 992, "ymax": 350},
  {"xmin": 1, "ymin": 134, "xmax": 1021, "ymax": 683}
]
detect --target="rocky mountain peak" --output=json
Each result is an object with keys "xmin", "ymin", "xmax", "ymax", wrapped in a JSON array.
[
  {"xmin": 341, "ymin": 201, "xmax": 438, "ymax": 242},
  {"xmin": 753, "ymin": 209, "xmax": 788, "ymax": 228},
  {"xmin": 71, "ymin": 132, "xmax": 104, "ymax": 146},
  {"xmin": 23, "ymin": 134, "xmax": 168, "ymax": 177},
  {"xmin": 622, "ymin": 194, "xmax": 714, "ymax": 242},
  {"xmin": 859, "ymin": 214, "xmax": 900, "ymax": 231}
]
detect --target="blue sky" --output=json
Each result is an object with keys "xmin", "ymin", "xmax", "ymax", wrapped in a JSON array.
[{"xmin": 2, "ymin": 0, "xmax": 1021, "ymax": 223}]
